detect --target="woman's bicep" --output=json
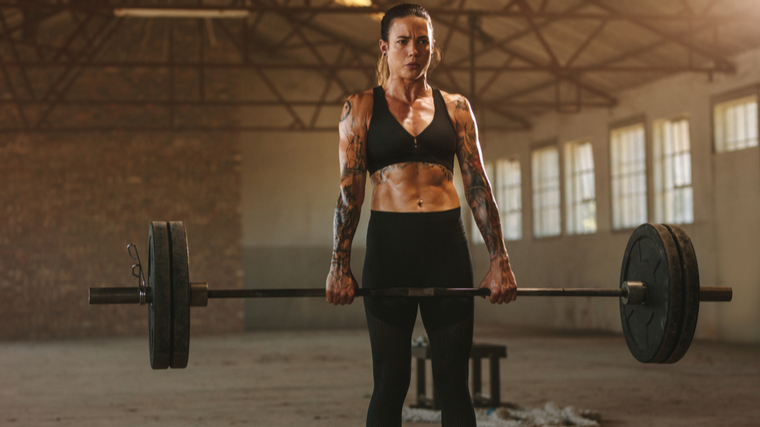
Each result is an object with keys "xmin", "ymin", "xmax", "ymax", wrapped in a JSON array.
[
  {"xmin": 338, "ymin": 135, "xmax": 368, "ymax": 178},
  {"xmin": 338, "ymin": 97, "xmax": 369, "ymax": 179}
]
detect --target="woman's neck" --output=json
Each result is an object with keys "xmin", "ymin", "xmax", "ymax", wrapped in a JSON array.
[{"xmin": 383, "ymin": 75, "xmax": 430, "ymax": 104}]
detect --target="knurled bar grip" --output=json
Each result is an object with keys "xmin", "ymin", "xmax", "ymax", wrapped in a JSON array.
[
  {"xmin": 87, "ymin": 285, "xmax": 733, "ymax": 305},
  {"xmin": 211, "ymin": 287, "xmax": 624, "ymax": 298}
]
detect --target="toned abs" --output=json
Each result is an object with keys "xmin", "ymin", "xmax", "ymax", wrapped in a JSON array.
[{"xmin": 370, "ymin": 162, "xmax": 459, "ymax": 212}]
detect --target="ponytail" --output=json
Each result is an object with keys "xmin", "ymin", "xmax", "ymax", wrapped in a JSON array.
[{"xmin": 376, "ymin": 52, "xmax": 390, "ymax": 86}]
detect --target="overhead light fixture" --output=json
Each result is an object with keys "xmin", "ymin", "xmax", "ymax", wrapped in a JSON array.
[
  {"xmin": 113, "ymin": 9, "xmax": 250, "ymax": 19},
  {"xmin": 334, "ymin": 0, "xmax": 373, "ymax": 7}
]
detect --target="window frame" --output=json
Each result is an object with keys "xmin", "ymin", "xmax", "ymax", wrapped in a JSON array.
[
  {"xmin": 711, "ymin": 84, "xmax": 760, "ymax": 154},
  {"xmin": 608, "ymin": 116, "xmax": 648, "ymax": 232},
  {"xmin": 530, "ymin": 141, "xmax": 562, "ymax": 239},
  {"xmin": 495, "ymin": 157, "xmax": 523, "ymax": 241},
  {"xmin": 564, "ymin": 139, "xmax": 597, "ymax": 235},
  {"xmin": 653, "ymin": 115, "xmax": 694, "ymax": 224}
]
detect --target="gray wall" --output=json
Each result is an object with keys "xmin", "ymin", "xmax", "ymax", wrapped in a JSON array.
[
  {"xmin": 241, "ymin": 131, "xmax": 370, "ymax": 329},
  {"xmin": 241, "ymin": 49, "xmax": 760, "ymax": 343}
]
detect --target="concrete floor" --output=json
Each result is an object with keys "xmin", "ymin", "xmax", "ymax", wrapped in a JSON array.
[{"xmin": 1, "ymin": 325, "xmax": 759, "ymax": 427}]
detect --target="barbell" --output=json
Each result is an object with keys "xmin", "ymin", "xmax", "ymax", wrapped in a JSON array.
[{"xmin": 88, "ymin": 221, "xmax": 732, "ymax": 369}]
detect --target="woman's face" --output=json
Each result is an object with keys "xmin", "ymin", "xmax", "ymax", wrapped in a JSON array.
[{"xmin": 380, "ymin": 16, "xmax": 434, "ymax": 82}]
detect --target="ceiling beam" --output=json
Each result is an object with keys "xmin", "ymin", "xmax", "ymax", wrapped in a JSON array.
[
  {"xmin": 35, "ymin": 16, "xmax": 122, "ymax": 129},
  {"xmin": 0, "ymin": 51, "xmax": 30, "ymax": 128},
  {"xmin": 433, "ymin": 14, "xmax": 618, "ymax": 103},
  {"xmin": 0, "ymin": 60, "xmax": 730, "ymax": 73},
  {"xmin": 587, "ymin": 0, "xmax": 735, "ymax": 71},
  {"xmin": 1, "ymin": 3, "xmax": 758, "ymax": 21},
  {"xmin": 443, "ymin": 0, "xmax": 594, "ymax": 69}
]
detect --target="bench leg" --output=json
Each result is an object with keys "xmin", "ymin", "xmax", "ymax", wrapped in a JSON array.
[
  {"xmin": 471, "ymin": 357, "xmax": 482, "ymax": 399},
  {"xmin": 416, "ymin": 357, "xmax": 426, "ymax": 406},
  {"xmin": 489, "ymin": 355, "xmax": 500, "ymax": 407}
]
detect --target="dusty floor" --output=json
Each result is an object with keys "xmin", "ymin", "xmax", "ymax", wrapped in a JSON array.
[{"xmin": 1, "ymin": 325, "xmax": 759, "ymax": 427}]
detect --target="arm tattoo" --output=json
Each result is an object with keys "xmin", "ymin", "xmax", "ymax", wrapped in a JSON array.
[
  {"xmin": 458, "ymin": 120, "xmax": 506, "ymax": 260},
  {"xmin": 342, "ymin": 135, "xmax": 366, "ymax": 178},
  {"xmin": 331, "ymin": 100, "xmax": 366, "ymax": 279},
  {"xmin": 340, "ymin": 100, "xmax": 352, "ymax": 122},
  {"xmin": 455, "ymin": 97, "xmax": 470, "ymax": 113},
  {"xmin": 332, "ymin": 182, "xmax": 360, "ymax": 280}
]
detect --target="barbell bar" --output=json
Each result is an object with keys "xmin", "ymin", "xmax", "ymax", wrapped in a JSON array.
[
  {"xmin": 89, "ymin": 283, "xmax": 732, "ymax": 304},
  {"xmin": 88, "ymin": 221, "xmax": 732, "ymax": 369}
]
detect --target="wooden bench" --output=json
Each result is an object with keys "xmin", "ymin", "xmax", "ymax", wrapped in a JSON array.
[{"xmin": 411, "ymin": 340, "xmax": 507, "ymax": 409}]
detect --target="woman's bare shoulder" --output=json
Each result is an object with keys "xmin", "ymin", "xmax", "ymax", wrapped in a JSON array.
[
  {"xmin": 438, "ymin": 90, "xmax": 473, "ymax": 132},
  {"xmin": 438, "ymin": 89, "xmax": 471, "ymax": 114},
  {"xmin": 340, "ymin": 88, "xmax": 375, "ymax": 128}
]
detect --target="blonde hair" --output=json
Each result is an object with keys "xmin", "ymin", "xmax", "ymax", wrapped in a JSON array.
[{"xmin": 376, "ymin": 52, "xmax": 390, "ymax": 86}]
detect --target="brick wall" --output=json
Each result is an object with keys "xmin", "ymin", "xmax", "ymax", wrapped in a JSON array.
[
  {"xmin": 0, "ymin": 133, "xmax": 243, "ymax": 340},
  {"xmin": 0, "ymin": 17, "xmax": 245, "ymax": 340}
]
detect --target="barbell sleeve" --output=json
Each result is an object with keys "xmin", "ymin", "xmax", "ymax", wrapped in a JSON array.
[
  {"xmin": 89, "ymin": 287, "xmax": 150, "ymax": 305},
  {"xmin": 698, "ymin": 286, "xmax": 733, "ymax": 302}
]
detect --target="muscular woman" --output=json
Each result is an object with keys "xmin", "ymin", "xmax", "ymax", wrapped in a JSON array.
[{"xmin": 325, "ymin": 4, "xmax": 517, "ymax": 426}]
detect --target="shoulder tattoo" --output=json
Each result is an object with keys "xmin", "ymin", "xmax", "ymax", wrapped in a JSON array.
[
  {"xmin": 340, "ymin": 100, "xmax": 352, "ymax": 122},
  {"xmin": 455, "ymin": 97, "xmax": 470, "ymax": 113}
]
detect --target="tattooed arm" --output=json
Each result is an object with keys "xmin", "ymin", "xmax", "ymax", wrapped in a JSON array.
[
  {"xmin": 326, "ymin": 93, "xmax": 370, "ymax": 306},
  {"xmin": 451, "ymin": 95, "xmax": 517, "ymax": 304}
]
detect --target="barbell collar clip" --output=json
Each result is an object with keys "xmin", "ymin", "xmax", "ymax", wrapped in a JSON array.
[
  {"xmin": 190, "ymin": 282, "xmax": 209, "ymax": 307},
  {"xmin": 621, "ymin": 281, "xmax": 646, "ymax": 305}
]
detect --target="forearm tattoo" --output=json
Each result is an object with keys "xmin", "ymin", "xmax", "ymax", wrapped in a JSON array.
[
  {"xmin": 332, "ymin": 97, "xmax": 366, "ymax": 280},
  {"xmin": 332, "ymin": 183, "xmax": 360, "ymax": 280},
  {"xmin": 458, "ymin": 116, "xmax": 506, "ymax": 260}
]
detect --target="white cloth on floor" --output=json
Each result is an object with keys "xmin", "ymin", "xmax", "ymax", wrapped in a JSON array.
[{"xmin": 402, "ymin": 402, "xmax": 601, "ymax": 427}]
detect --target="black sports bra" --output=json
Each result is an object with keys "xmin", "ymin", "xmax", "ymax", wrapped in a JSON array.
[{"xmin": 366, "ymin": 86, "xmax": 457, "ymax": 176}]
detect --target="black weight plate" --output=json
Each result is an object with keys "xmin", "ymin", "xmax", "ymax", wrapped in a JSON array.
[
  {"xmin": 168, "ymin": 221, "xmax": 190, "ymax": 369},
  {"xmin": 662, "ymin": 224, "xmax": 700, "ymax": 364},
  {"xmin": 149, "ymin": 222, "xmax": 172, "ymax": 369},
  {"xmin": 619, "ymin": 224, "xmax": 684, "ymax": 363}
]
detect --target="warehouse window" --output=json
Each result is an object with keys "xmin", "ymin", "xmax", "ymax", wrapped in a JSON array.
[
  {"xmin": 471, "ymin": 162, "xmax": 494, "ymax": 244},
  {"xmin": 564, "ymin": 140, "xmax": 597, "ymax": 234},
  {"xmin": 495, "ymin": 158, "xmax": 522, "ymax": 241},
  {"xmin": 610, "ymin": 123, "xmax": 647, "ymax": 230},
  {"xmin": 714, "ymin": 95, "xmax": 758, "ymax": 153},
  {"xmin": 532, "ymin": 146, "xmax": 561, "ymax": 238},
  {"xmin": 653, "ymin": 118, "xmax": 693, "ymax": 224}
]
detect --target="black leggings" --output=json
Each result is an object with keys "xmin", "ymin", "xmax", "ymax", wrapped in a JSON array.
[{"xmin": 362, "ymin": 208, "xmax": 476, "ymax": 427}]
